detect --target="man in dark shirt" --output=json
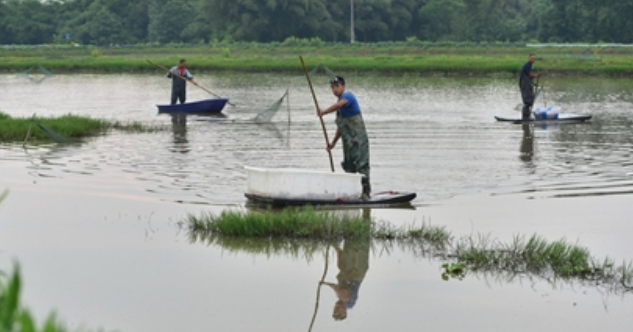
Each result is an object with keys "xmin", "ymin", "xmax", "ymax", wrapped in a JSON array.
[
  {"xmin": 519, "ymin": 54, "xmax": 542, "ymax": 120},
  {"xmin": 167, "ymin": 59, "xmax": 197, "ymax": 105}
]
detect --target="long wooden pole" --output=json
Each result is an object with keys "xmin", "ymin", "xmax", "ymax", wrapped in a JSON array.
[
  {"xmin": 22, "ymin": 113, "xmax": 36, "ymax": 147},
  {"xmin": 308, "ymin": 246, "xmax": 329, "ymax": 332},
  {"xmin": 300, "ymin": 56, "xmax": 335, "ymax": 172},
  {"xmin": 147, "ymin": 60, "xmax": 235, "ymax": 107}
]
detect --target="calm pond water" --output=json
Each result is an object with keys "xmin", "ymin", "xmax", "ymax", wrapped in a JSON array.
[{"xmin": 1, "ymin": 72, "xmax": 633, "ymax": 331}]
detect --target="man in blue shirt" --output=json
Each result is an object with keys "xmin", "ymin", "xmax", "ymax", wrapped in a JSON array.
[
  {"xmin": 519, "ymin": 54, "xmax": 542, "ymax": 119},
  {"xmin": 319, "ymin": 76, "xmax": 371, "ymax": 199}
]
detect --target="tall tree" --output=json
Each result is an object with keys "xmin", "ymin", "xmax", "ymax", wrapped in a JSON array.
[{"xmin": 148, "ymin": 0, "xmax": 195, "ymax": 43}]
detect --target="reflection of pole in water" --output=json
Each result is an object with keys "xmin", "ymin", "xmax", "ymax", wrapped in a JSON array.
[
  {"xmin": 308, "ymin": 246, "xmax": 330, "ymax": 332},
  {"xmin": 519, "ymin": 123, "xmax": 534, "ymax": 164},
  {"xmin": 286, "ymin": 88, "xmax": 291, "ymax": 124}
]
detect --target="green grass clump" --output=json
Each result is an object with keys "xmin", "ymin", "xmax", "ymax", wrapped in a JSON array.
[
  {"xmin": 0, "ymin": 112, "xmax": 168, "ymax": 142},
  {"xmin": 189, "ymin": 207, "xmax": 372, "ymax": 239},
  {"xmin": 0, "ymin": 112, "xmax": 108, "ymax": 142},
  {"xmin": 109, "ymin": 120, "xmax": 169, "ymax": 133},
  {"xmin": 454, "ymin": 234, "xmax": 609, "ymax": 278},
  {"xmin": 188, "ymin": 207, "xmax": 452, "ymax": 243}
]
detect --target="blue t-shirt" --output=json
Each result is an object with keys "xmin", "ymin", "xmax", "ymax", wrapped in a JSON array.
[
  {"xmin": 338, "ymin": 91, "xmax": 361, "ymax": 118},
  {"xmin": 522, "ymin": 62, "xmax": 533, "ymax": 76}
]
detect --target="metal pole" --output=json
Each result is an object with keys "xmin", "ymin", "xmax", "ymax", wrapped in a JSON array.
[{"xmin": 350, "ymin": 0, "xmax": 355, "ymax": 44}]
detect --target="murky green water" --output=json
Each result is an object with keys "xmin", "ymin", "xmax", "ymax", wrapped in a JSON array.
[{"xmin": 1, "ymin": 73, "xmax": 632, "ymax": 331}]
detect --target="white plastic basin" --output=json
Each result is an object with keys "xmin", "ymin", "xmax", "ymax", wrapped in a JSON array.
[{"xmin": 245, "ymin": 166, "xmax": 363, "ymax": 200}]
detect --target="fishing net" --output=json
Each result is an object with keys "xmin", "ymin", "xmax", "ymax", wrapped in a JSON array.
[
  {"xmin": 251, "ymin": 64, "xmax": 335, "ymax": 123},
  {"xmin": 37, "ymin": 64, "xmax": 53, "ymax": 77},
  {"xmin": 36, "ymin": 123, "xmax": 81, "ymax": 143},
  {"xmin": 308, "ymin": 63, "xmax": 337, "ymax": 78},
  {"xmin": 18, "ymin": 64, "xmax": 53, "ymax": 82},
  {"xmin": 253, "ymin": 91, "xmax": 288, "ymax": 123}
]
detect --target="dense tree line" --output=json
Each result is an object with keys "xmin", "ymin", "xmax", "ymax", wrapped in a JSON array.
[{"xmin": 1, "ymin": 0, "xmax": 632, "ymax": 45}]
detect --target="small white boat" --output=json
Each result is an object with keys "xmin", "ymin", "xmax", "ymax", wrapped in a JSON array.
[{"xmin": 244, "ymin": 166, "xmax": 416, "ymax": 207}]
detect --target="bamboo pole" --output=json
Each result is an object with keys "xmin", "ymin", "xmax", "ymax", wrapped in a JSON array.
[
  {"xmin": 22, "ymin": 113, "xmax": 36, "ymax": 147},
  {"xmin": 300, "ymin": 56, "xmax": 335, "ymax": 172}
]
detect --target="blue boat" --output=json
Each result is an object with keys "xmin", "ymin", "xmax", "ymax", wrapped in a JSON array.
[{"xmin": 157, "ymin": 98, "xmax": 229, "ymax": 114}]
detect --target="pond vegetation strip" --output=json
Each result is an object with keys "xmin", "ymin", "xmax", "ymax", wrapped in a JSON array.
[
  {"xmin": 187, "ymin": 208, "xmax": 633, "ymax": 292},
  {"xmin": 2, "ymin": 44, "xmax": 633, "ymax": 75},
  {"xmin": 0, "ymin": 112, "xmax": 167, "ymax": 142}
]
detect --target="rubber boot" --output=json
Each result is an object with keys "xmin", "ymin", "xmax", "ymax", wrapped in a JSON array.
[
  {"xmin": 522, "ymin": 104, "xmax": 532, "ymax": 120},
  {"xmin": 361, "ymin": 179, "xmax": 371, "ymax": 200}
]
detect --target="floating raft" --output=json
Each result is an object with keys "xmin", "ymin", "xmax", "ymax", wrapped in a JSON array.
[
  {"xmin": 495, "ymin": 113, "xmax": 592, "ymax": 123},
  {"xmin": 157, "ymin": 98, "xmax": 228, "ymax": 114},
  {"xmin": 244, "ymin": 166, "xmax": 416, "ymax": 207}
]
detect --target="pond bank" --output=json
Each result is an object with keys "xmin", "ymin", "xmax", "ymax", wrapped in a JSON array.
[{"xmin": 1, "ymin": 44, "xmax": 633, "ymax": 75}]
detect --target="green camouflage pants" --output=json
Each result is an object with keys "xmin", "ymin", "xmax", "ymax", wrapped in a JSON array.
[{"xmin": 336, "ymin": 113, "xmax": 371, "ymax": 194}]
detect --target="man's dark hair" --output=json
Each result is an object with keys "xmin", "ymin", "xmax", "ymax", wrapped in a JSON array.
[
  {"xmin": 330, "ymin": 76, "xmax": 345, "ymax": 86},
  {"xmin": 528, "ymin": 54, "xmax": 535, "ymax": 58},
  {"xmin": 179, "ymin": 59, "xmax": 186, "ymax": 64}
]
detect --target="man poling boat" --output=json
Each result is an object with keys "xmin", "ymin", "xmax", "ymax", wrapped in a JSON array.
[
  {"xmin": 519, "ymin": 54, "xmax": 542, "ymax": 120},
  {"xmin": 318, "ymin": 76, "xmax": 372, "ymax": 200},
  {"xmin": 167, "ymin": 59, "xmax": 197, "ymax": 105}
]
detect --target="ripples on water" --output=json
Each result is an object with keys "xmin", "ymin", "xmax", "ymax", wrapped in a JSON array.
[
  {"xmin": 1, "ymin": 74, "xmax": 633, "ymax": 205},
  {"xmin": 2, "ymin": 73, "xmax": 633, "ymax": 332}
]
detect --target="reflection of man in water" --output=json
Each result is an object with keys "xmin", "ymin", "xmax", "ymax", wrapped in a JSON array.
[
  {"xmin": 321, "ymin": 240, "xmax": 370, "ymax": 321},
  {"xmin": 171, "ymin": 114, "xmax": 189, "ymax": 153},
  {"xmin": 520, "ymin": 123, "xmax": 534, "ymax": 163}
]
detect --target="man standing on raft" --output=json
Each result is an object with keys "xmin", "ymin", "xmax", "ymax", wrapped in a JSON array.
[
  {"xmin": 519, "ymin": 54, "xmax": 542, "ymax": 120},
  {"xmin": 167, "ymin": 59, "xmax": 197, "ymax": 105},
  {"xmin": 319, "ymin": 76, "xmax": 371, "ymax": 200}
]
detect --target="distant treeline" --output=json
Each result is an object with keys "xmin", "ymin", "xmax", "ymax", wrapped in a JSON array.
[{"xmin": 1, "ymin": 0, "xmax": 632, "ymax": 45}]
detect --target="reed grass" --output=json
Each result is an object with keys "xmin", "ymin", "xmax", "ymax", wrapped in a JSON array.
[
  {"xmin": 0, "ymin": 112, "xmax": 168, "ymax": 142},
  {"xmin": 188, "ymin": 207, "xmax": 372, "ymax": 239},
  {"xmin": 188, "ymin": 207, "xmax": 451, "ymax": 242},
  {"xmin": 453, "ymin": 234, "xmax": 599, "ymax": 277},
  {"xmin": 0, "ymin": 112, "xmax": 108, "ymax": 142}
]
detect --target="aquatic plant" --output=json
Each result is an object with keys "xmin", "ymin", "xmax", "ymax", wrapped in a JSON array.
[
  {"xmin": 109, "ymin": 120, "xmax": 170, "ymax": 133},
  {"xmin": 188, "ymin": 207, "xmax": 372, "ymax": 239},
  {"xmin": 186, "ymin": 208, "xmax": 633, "ymax": 294},
  {"xmin": 0, "ymin": 112, "xmax": 108, "ymax": 142},
  {"xmin": 188, "ymin": 207, "xmax": 451, "ymax": 242},
  {"xmin": 0, "ymin": 112, "xmax": 170, "ymax": 142}
]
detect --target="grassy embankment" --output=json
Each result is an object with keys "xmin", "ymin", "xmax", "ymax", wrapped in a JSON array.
[
  {"xmin": 187, "ymin": 207, "xmax": 633, "ymax": 286},
  {"xmin": 1, "ymin": 43, "xmax": 633, "ymax": 75},
  {"xmin": 0, "ymin": 112, "xmax": 159, "ymax": 142}
]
